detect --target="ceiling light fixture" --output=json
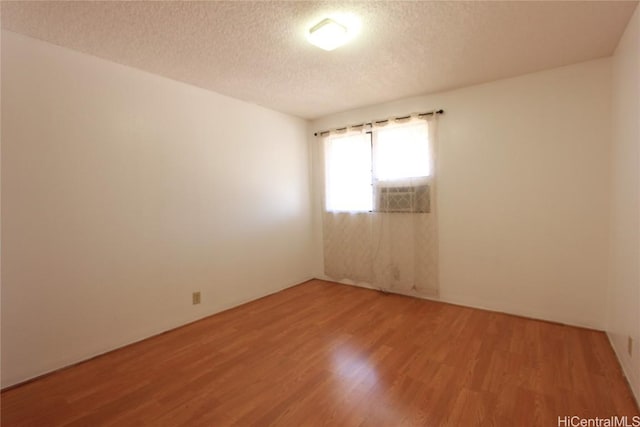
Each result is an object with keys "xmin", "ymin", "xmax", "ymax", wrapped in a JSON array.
[{"xmin": 308, "ymin": 18, "xmax": 350, "ymax": 51}]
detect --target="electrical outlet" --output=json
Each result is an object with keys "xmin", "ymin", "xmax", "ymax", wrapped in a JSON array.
[
  {"xmin": 628, "ymin": 336, "xmax": 633, "ymax": 357},
  {"xmin": 192, "ymin": 291, "xmax": 201, "ymax": 305}
]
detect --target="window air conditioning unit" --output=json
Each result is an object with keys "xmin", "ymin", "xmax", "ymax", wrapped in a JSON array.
[{"xmin": 377, "ymin": 184, "xmax": 430, "ymax": 213}]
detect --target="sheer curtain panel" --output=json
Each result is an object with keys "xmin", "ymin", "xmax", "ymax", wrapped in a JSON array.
[
  {"xmin": 321, "ymin": 127, "xmax": 374, "ymax": 283},
  {"xmin": 320, "ymin": 114, "xmax": 439, "ymax": 296}
]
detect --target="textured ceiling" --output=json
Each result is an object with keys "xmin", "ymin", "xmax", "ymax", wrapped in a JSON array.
[{"xmin": 1, "ymin": 1, "xmax": 637, "ymax": 119}]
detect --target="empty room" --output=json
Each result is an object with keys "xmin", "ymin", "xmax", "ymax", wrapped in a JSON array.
[{"xmin": 1, "ymin": 1, "xmax": 639, "ymax": 425}]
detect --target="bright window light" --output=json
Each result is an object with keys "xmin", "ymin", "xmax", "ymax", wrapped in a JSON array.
[
  {"xmin": 308, "ymin": 18, "xmax": 349, "ymax": 51},
  {"xmin": 374, "ymin": 122, "xmax": 430, "ymax": 181},
  {"xmin": 324, "ymin": 133, "xmax": 372, "ymax": 212}
]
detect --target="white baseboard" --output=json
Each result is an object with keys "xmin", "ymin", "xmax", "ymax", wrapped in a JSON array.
[
  {"xmin": 314, "ymin": 275, "xmax": 602, "ymax": 330},
  {"xmin": 607, "ymin": 332, "xmax": 640, "ymax": 409},
  {"xmin": 2, "ymin": 275, "xmax": 314, "ymax": 390}
]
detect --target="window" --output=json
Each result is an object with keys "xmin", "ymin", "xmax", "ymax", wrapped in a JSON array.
[
  {"xmin": 324, "ymin": 132, "xmax": 372, "ymax": 212},
  {"xmin": 324, "ymin": 120, "xmax": 431, "ymax": 213},
  {"xmin": 373, "ymin": 122, "xmax": 430, "ymax": 181}
]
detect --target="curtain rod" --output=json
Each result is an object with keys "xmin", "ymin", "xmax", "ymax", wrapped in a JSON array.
[{"xmin": 313, "ymin": 109, "xmax": 444, "ymax": 137}]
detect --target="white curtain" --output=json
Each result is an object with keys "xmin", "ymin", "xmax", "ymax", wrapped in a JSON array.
[{"xmin": 321, "ymin": 114, "xmax": 439, "ymax": 296}]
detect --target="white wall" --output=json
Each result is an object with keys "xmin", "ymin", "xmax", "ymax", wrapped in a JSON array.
[
  {"xmin": 1, "ymin": 31, "xmax": 314, "ymax": 387},
  {"xmin": 608, "ymin": 5, "xmax": 640, "ymax": 403},
  {"xmin": 311, "ymin": 58, "xmax": 612, "ymax": 330}
]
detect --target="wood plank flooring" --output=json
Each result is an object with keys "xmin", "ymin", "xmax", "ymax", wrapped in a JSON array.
[{"xmin": 2, "ymin": 279, "xmax": 638, "ymax": 426}]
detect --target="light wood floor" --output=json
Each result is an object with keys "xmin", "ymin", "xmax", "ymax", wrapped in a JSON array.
[{"xmin": 2, "ymin": 280, "xmax": 638, "ymax": 426}]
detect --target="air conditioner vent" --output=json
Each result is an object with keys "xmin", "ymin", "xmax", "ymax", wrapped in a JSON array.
[{"xmin": 376, "ymin": 184, "xmax": 430, "ymax": 213}]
